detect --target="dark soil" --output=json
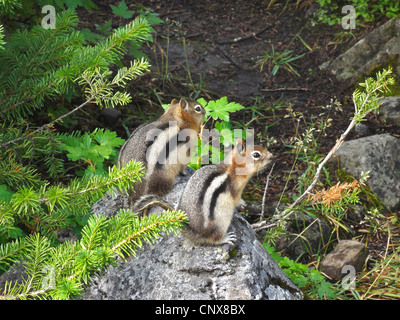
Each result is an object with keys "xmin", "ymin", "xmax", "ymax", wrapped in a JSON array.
[{"xmin": 76, "ymin": 1, "xmax": 400, "ymax": 261}]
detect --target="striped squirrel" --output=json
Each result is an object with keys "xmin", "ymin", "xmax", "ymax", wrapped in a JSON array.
[
  {"xmin": 132, "ymin": 140, "xmax": 273, "ymax": 245},
  {"xmin": 118, "ymin": 98, "xmax": 205, "ymax": 209}
]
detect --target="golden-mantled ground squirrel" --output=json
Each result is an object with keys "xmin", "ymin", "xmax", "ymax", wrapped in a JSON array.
[
  {"xmin": 118, "ymin": 98, "xmax": 205, "ymax": 209},
  {"xmin": 133, "ymin": 140, "xmax": 273, "ymax": 245}
]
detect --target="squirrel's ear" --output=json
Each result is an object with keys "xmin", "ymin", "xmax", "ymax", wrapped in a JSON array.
[
  {"xmin": 163, "ymin": 99, "xmax": 178, "ymax": 114},
  {"xmin": 179, "ymin": 98, "xmax": 189, "ymax": 111}
]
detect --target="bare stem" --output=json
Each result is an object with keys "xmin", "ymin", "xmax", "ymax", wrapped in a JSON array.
[
  {"xmin": 261, "ymin": 163, "xmax": 275, "ymax": 219},
  {"xmin": 0, "ymin": 95, "xmax": 94, "ymax": 149}
]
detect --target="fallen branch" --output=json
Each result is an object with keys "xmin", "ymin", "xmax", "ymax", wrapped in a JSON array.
[
  {"xmin": 217, "ymin": 24, "xmax": 272, "ymax": 45},
  {"xmin": 261, "ymin": 87, "xmax": 310, "ymax": 92},
  {"xmin": 251, "ymin": 220, "xmax": 278, "ymax": 233},
  {"xmin": 261, "ymin": 163, "xmax": 275, "ymax": 219}
]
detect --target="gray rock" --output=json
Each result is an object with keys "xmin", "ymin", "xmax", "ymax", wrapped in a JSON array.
[
  {"xmin": 81, "ymin": 212, "xmax": 302, "ymax": 300},
  {"xmin": 275, "ymin": 212, "xmax": 333, "ymax": 261},
  {"xmin": 98, "ymin": 108, "xmax": 121, "ymax": 127},
  {"xmin": 379, "ymin": 96, "xmax": 400, "ymax": 126},
  {"xmin": 330, "ymin": 134, "xmax": 400, "ymax": 211},
  {"xmin": 321, "ymin": 17, "xmax": 400, "ymax": 83},
  {"xmin": 354, "ymin": 123, "xmax": 371, "ymax": 136},
  {"xmin": 321, "ymin": 240, "xmax": 366, "ymax": 281},
  {"xmin": 83, "ymin": 168, "xmax": 303, "ymax": 300}
]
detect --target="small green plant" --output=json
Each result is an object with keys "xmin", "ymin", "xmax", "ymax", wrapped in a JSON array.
[
  {"xmin": 309, "ymin": 180, "xmax": 362, "ymax": 237},
  {"xmin": 59, "ymin": 129, "xmax": 125, "ymax": 176},
  {"xmin": 162, "ymin": 96, "xmax": 245, "ymax": 169},
  {"xmin": 265, "ymin": 244, "xmax": 338, "ymax": 299},
  {"xmin": 195, "ymin": 97, "xmax": 245, "ymax": 168},
  {"xmin": 314, "ymin": 0, "xmax": 400, "ymax": 26},
  {"xmin": 110, "ymin": 0, "xmax": 135, "ymax": 19},
  {"xmin": 256, "ymin": 45, "xmax": 305, "ymax": 77}
]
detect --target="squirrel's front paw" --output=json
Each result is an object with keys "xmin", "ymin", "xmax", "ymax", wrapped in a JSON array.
[{"xmin": 221, "ymin": 231, "xmax": 237, "ymax": 246}]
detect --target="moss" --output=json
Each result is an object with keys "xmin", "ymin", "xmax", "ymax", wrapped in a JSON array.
[
  {"xmin": 358, "ymin": 56, "xmax": 400, "ymax": 96},
  {"xmin": 279, "ymin": 195, "xmax": 292, "ymax": 204},
  {"xmin": 336, "ymin": 169, "xmax": 384, "ymax": 212},
  {"xmin": 229, "ymin": 247, "xmax": 238, "ymax": 259}
]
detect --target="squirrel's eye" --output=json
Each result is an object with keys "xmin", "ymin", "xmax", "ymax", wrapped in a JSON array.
[
  {"xmin": 194, "ymin": 105, "xmax": 202, "ymax": 113},
  {"xmin": 251, "ymin": 151, "xmax": 261, "ymax": 160}
]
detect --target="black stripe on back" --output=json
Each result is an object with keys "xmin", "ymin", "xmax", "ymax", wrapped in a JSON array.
[
  {"xmin": 198, "ymin": 170, "xmax": 223, "ymax": 206},
  {"xmin": 155, "ymin": 131, "xmax": 191, "ymax": 169},
  {"xmin": 155, "ymin": 133, "xmax": 178, "ymax": 169},
  {"xmin": 208, "ymin": 178, "xmax": 229, "ymax": 220},
  {"xmin": 145, "ymin": 122, "xmax": 171, "ymax": 151}
]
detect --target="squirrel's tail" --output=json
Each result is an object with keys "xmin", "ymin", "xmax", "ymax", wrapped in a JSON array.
[{"xmin": 132, "ymin": 194, "xmax": 175, "ymax": 215}]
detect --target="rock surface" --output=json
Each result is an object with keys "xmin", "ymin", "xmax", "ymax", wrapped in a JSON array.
[
  {"xmin": 83, "ymin": 168, "xmax": 303, "ymax": 300},
  {"xmin": 321, "ymin": 16, "xmax": 400, "ymax": 83},
  {"xmin": 321, "ymin": 240, "xmax": 366, "ymax": 281},
  {"xmin": 275, "ymin": 212, "xmax": 333, "ymax": 261},
  {"xmin": 330, "ymin": 134, "xmax": 400, "ymax": 211},
  {"xmin": 379, "ymin": 96, "xmax": 400, "ymax": 126}
]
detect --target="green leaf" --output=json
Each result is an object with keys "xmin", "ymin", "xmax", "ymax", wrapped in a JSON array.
[
  {"xmin": 65, "ymin": 0, "xmax": 82, "ymax": 10},
  {"xmin": 317, "ymin": 280, "xmax": 336, "ymax": 299},
  {"xmin": 81, "ymin": 0, "xmax": 98, "ymax": 11},
  {"xmin": 80, "ymin": 28, "xmax": 103, "ymax": 44},
  {"xmin": 81, "ymin": 133, "xmax": 93, "ymax": 149},
  {"xmin": 138, "ymin": 9, "xmax": 164, "ymax": 26},
  {"xmin": 214, "ymin": 121, "xmax": 234, "ymax": 147},
  {"xmin": 92, "ymin": 144, "xmax": 112, "ymax": 160},
  {"xmin": 197, "ymin": 98, "xmax": 208, "ymax": 108},
  {"xmin": 94, "ymin": 129, "xmax": 124, "ymax": 148},
  {"xmin": 205, "ymin": 97, "xmax": 244, "ymax": 122},
  {"xmin": 95, "ymin": 20, "xmax": 113, "ymax": 35},
  {"xmin": 128, "ymin": 42, "xmax": 149, "ymax": 60},
  {"xmin": 64, "ymin": 145, "xmax": 84, "ymax": 162},
  {"xmin": 214, "ymin": 120, "xmax": 232, "ymax": 131},
  {"xmin": 0, "ymin": 184, "xmax": 14, "ymax": 202},
  {"xmin": 110, "ymin": 0, "xmax": 135, "ymax": 19}
]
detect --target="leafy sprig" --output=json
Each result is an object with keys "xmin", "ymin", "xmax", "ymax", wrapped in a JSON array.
[{"xmin": 59, "ymin": 128, "xmax": 125, "ymax": 176}]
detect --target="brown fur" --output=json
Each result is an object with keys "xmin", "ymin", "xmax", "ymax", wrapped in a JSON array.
[
  {"xmin": 118, "ymin": 98, "xmax": 205, "ymax": 210},
  {"xmin": 178, "ymin": 140, "xmax": 274, "ymax": 245}
]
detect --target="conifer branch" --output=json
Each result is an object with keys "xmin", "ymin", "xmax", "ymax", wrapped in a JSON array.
[
  {"xmin": 0, "ymin": 210, "xmax": 188, "ymax": 300},
  {"xmin": 111, "ymin": 210, "xmax": 188, "ymax": 255}
]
